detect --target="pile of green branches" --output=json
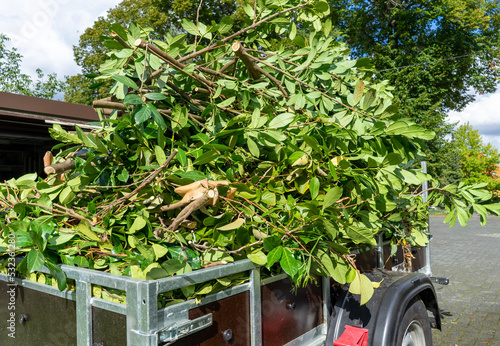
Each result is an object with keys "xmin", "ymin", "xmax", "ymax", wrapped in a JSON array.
[{"xmin": 1, "ymin": 0, "xmax": 497, "ymax": 305}]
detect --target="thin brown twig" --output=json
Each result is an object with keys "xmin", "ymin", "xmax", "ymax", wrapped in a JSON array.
[
  {"xmin": 101, "ymin": 149, "xmax": 178, "ymax": 214},
  {"xmin": 194, "ymin": 0, "xmax": 203, "ymax": 52}
]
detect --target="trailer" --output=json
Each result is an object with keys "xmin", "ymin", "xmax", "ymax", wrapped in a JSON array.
[{"xmin": 0, "ymin": 235, "xmax": 447, "ymax": 346}]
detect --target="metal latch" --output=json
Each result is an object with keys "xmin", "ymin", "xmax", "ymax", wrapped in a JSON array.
[
  {"xmin": 430, "ymin": 276, "xmax": 450, "ymax": 285},
  {"xmin": 158, "ymin": 313, "xmax": 213, "ymax": 344}
]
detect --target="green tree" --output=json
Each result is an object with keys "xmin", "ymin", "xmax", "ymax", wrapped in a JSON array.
[
  {"xmin": 0, "ymin": 34, "xmax": 65, "ymax": 99},
  {"xmin": 328, "ymin": 0, "xmax": 500, "ymax": 185},
  {"xmin": 455, "ymin": 122, "xmax": 500, "ymax": 192},
  {"xmin": 65, "ymin": 0, "xmax": 244, "ymax": 105}
]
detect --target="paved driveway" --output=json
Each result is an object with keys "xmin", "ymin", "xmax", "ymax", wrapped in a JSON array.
[{"xmin": 429, "ymin": 216, "xmax": 500, "ymax": 345}]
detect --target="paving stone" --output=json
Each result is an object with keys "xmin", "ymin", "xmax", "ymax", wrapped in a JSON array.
[{"xmin": 430, "ymin": 216, "xmax": 500, "ymax": 345}]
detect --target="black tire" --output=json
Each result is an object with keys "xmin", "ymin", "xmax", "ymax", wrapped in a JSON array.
[{"xmin": 396, "ymin": 298, "xmax": 433, "ymax": 346}]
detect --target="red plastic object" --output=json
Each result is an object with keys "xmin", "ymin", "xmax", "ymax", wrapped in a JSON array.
[{"xmin": 333, "ymin": 325, "xmax": 369, "ymax": 346}]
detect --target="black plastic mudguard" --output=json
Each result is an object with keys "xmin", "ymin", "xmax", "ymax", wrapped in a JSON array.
[{"xmin": 326, "ymin": 269, "xmax": 440, "ymax": 346}]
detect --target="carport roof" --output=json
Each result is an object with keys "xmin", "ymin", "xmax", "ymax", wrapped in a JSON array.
[{"xmin": 0, "ymin": 91, "xmax": 99, "ymax": 124}]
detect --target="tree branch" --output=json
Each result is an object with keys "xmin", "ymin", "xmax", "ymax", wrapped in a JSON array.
[
  {"xmin": 232, "ymin": 41, "xmax": 261, "ymax": 79},
  {"xmin": 93, "ymin": 99, "xmax": 127, "ymax": 111},
  {"xmin": 44, "ymin": 159, "xmax": 75, "ymax": 175},
  {"xmin": 102, "ymin": 149, "xmax": 178, "ymax": 213},
  {"xmin": 135, "ymin": 39, "xmax": 218, "ymax": 90},
  {"xmin": 178, "ymin": 1, "xmax": 312, "ymax": 63},
  {"xmin": 110, "ymin": 32, "xmax": 131, "ymax": 49}
]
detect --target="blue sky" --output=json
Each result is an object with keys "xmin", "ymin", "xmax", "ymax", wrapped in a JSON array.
[{"xmin": 1, "ymin": 0, "xmax": 499, "ymax": 150}]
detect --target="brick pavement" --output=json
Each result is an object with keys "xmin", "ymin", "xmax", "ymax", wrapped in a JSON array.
[{"xmin": 429, "ymin": 216, "xmax": 500, "ymax": 346}]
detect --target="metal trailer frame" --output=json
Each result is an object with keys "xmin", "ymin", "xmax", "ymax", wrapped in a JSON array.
[{"xmin": 0, "ymin": 259, "xmax": 331, "ymax": 346}]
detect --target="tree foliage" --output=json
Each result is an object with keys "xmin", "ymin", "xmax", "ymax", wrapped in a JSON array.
[
  {"xmin": 328, "ymin": 0, "xmax": 500, "ymax": 185},
  {"xmin": 454, "ymin": 122, "xmax": 500, "ymax": 192},
  {"xmin": 0, "ymin": 34, "xmax": 65, "ymax": 99},
  {"xmin": 2, "ymin": 0, "xmax": 498, "ymax": 305}
]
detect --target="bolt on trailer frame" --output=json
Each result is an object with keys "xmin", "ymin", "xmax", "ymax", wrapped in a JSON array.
[{"xmin": 0, "ymin": 259, "xmax": 332, "ymax": 346}]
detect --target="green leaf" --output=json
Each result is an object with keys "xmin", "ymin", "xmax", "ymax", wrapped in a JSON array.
[
  {"xmin": 267, "ymin": 246, "xmax": 283, "ymax": 268},
  {"xmin": 154, "ymin": 145, "xmax": 167, "ymax": 165},
  {"xmin": 310, "ymin": 177, "xmax": 320, "ymax": 200},
  {"xmin": 353, "ymin": 79, "xmax": 364, "ymax": 105},
  {"xmin": 362, "ymin": 89, "xmax": 377, "ymax": 109},
  {"xmin": 261, "ymin": 190, "xmax": 276, "ymax": 206},
  {"xmin": 218, "ymin": 16, "xmax": 234, "ymax": 34},
  {"xmin": 48, "ymin": 124, "xmax": 82, "ymax": 144},
  {"xmin": 193, "ymin": 150, "xmax": 219, "ymax": 165},
  {"xmin": 218, "ymin": 218, "xmax": 245, "ymax": 231},
  {"xmin": 45, "ymin": 262, "xmax": 67, "ymax": 291},
  {"xmin": 112, "ymin": 75, "xmax": 139, "ymax": 90},
  {"xmin": 135, "ymin": 105, "xmax": 152, "ymax": 124},
  {"xmin": 48, "ymin": 233, "xmax": 75, "ymax": 246},
  {"xmin": 385, "ymin": 120, "xmax": 409, "ymax": 135},
  {"xmin": 161, "ymin": 259, "xmax": 191, "ymax": 276},
  {"xmin": 59, "ymin": 186, "xmax": 76, "ymax": 205},
  {"xmin": 217, "ymin": 96, "xmax": 236, "ymax": 108},
  {"xmin": 289, "ymin": 22, "xmax": 297, "ymax": 40},
  {"xmin": 144, "ymin": 92, "xmax": 167, "ymax": 101},
  {"xmin": 247, "ymin": 137, "xmax": 260, "ymax": 157},
  {"xmin": 314, "ymin": 0, "xmax": 330, "ymax": 13},
  {"xmin": 263, "ymin": 235, "xmax": 281, "ymax": 252},
  {"xmin": 349, "ymin": 271, "xmax": 374, "ymax": 305},
  {"xmin": 303, "ymin": 135, "xmax": 321, "ymax": 153},
  {"xmin": 412, "ymin": 230, "xmax": 429, "ymax": 247},
  {"xmin": 269, "ymin": 113, "xmax": 295, "ymax": 128},
  {"xmin": 78, "ymin": 221, "xmax": 100, "ymax": 241},
  {"xmin": 117, "ymin": 168, "xmax": 130, "ymax": 183},
  {"xmin": 243, "ymin": 2, "xmax": 255, "ymax": 18},
  {"xmin": 152, "ymin": 244, "xmax": 169, "ymax": 260},
  {"xmin": 247, "ymin": 251, "xmax": 267, "ymax": 266},
  {"xmin": 129, "ymin": 216, "xmax": 147, "ymax": 233},
  {"xmin": 323, "ymin": 17, "xmax": 332, "ymax": 37},
  {"xmin": 280, "ymin": 248, "xmax": 301, "ymax": 278},
  {"xmin": 124, "ymin": 94, "xmax": 143, "ymax": 105},
  {"xmin": 181, "ymin": 19, "xmax": 201, "ymax": 36},
  {"xmin": 383, "ymin": 153, "xmax": 403, "ymax": 166},
  {"xmin": 27, "ymin": 249, "xmax": 45, "ymax": 273},
  {"xmin": 75, "ymin": 125, "xmax": 97, "ymax": 149},
  {"xmin": 316, "ymin": 249, "xmax": 348, "ymax": 284},
  {"xmin": 149, "ymin": 104, "xmax": 167, "ymax": 131},
  {"xmin": 322, "ymin": 220, "xmax": 338, "ymax": 239},
  {"xmin": 172, "ymin": 104, "xmax": 188, "ymax": 132},
  {"xmin": 322, "ymin": 187, "xmax": 342, "ymax": 212},
  {"xmin": 346, "ymin": 226, "xmax": 377, "ymax": 245}
]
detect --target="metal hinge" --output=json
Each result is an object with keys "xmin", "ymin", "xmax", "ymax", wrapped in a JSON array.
[{"xmin": 158, "ymin": 313, "xmax": 213, "ymax": 344}]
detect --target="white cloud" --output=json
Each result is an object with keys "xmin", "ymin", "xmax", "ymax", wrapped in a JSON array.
[
  {"xmin": 0, "ymin": 0, "xmax": 122, "ymax": 78},
  {"xmin": 446, "ymin": 89, "xmax": 500, "ymax": 150}
]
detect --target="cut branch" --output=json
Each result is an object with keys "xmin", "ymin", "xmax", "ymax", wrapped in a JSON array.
[
  {"xmin": 134, "ymin": 39, "xmax": 221, "ymax": 89},
  {"xmin": 233, "ymin": 42, "xmax": 288, "ymax": 97},
  {"xmin": 168, "ymin": 193, "xmax": 209, "ymax": 231},
  {"xmin": 110, "ymin": 32, "xmax": 131, "ymax": 49},
  {"xmin": 44, "ymin": 159, "xmax": 75, "ymax": 175},
  {"xmin": 93, "ymin": 99, "xmax": 127, "ymax": 111},
  {"xmin": 43, "ymin": 151, "xmax": 53, "ymax": 168},
  {"xmin": 232, "ymin": 41, "xmax": 261, "ymax": 79},
  {"xmin": 219, "ymin": 57, "xmax": 238, "ymax": 75}
]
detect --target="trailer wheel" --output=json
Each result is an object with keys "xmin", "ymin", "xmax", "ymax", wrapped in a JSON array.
[{"xmin": 397, "ymin": 298, "xmax": 432, "ymax": 346}]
